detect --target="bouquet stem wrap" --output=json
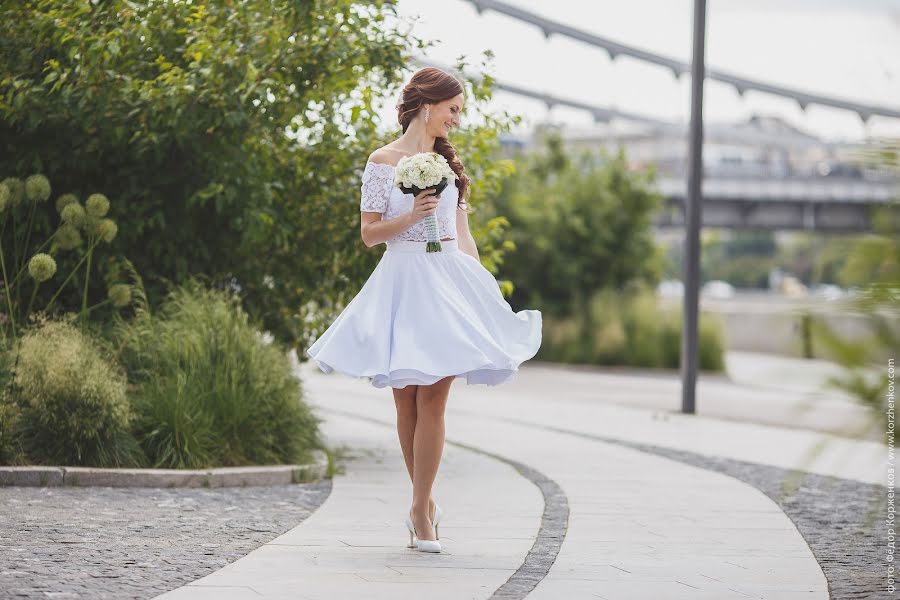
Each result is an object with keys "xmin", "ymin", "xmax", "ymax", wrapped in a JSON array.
[{"xmin": 423, "ymin": 213, "xmax": 442, "ymax": 252}]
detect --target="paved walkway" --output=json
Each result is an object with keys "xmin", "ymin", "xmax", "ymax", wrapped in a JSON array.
[
  {"xmin": 723, "ymin": 350, "xmax": 881, "ymax": 441},
  {"xmin": 154, "ymin": 359, "xmax": 853, "ymax": 599},
  {"xmin": 156, "ymin": 411, "xmax": 543, "ymax": 599},
  {"xmin": 440, "ymin": 359, "xmax": 884, "ymax": 485},
  {"xmin": 519, "ymin": 353, "xmax": 881, "ymax": 446}
]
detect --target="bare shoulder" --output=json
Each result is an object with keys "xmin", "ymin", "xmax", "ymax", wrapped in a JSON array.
[
  {"xmin": 367, "ymin": 147, "xmax": 394, "ymax": 166},
  {"xmin": 368, "ymin": 145, "xmax": 407, "ymax": 167}
]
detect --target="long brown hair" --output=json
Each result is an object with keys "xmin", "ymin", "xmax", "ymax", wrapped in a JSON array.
[{"xmin": 396, "ymin": 67, "xmax": 471, "ymax": 209}]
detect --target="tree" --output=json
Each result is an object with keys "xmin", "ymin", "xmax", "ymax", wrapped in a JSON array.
[
  {"xmin": 489, "ymin": 131, "xmax": 664, "ymax": 316},
  {"xmin": 0, "ymin": 0, "xmax": 415, "ymax": 347},
  {"xmin": 701, "ymin": 231, "xmax": 776, "ymax": 289}
]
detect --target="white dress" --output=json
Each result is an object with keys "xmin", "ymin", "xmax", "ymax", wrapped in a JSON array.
[{"xmin": 305, "ymin": 161, "xmax": 542, "ymax": 389}]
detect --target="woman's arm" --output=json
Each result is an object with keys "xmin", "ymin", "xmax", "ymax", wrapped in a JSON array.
[
  {"xmin": 360, "ymin": 150, "xmax": 421, "ymax": 247},
  {"xmin": 361, "ymin": 211, "xmax": 415, "ymax": 247},
  {"xmin": 456, "ymin": 203, "xmax": 479, "ymax": 260}
]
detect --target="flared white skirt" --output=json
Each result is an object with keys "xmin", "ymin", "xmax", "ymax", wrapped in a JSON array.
[{"xmin": 305, "ymin": 238, "xmax": 542, "ymax": 389}]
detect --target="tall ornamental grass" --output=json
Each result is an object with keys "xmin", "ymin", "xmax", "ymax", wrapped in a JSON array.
[
  {"xmin": 114, "ymin": 280, "xmax": 323, "ymax": 469},
  {"xmin": 0, "ymin": 335, "xmax": 25, "ymax": 464},
  {"xmin": 6, "ymin": 315, "xmax": 144, "ymax": 466}
]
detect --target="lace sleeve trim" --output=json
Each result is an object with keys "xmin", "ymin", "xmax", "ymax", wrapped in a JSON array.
[{"xmin": 360, "ymin": 161, "xmax": 394, "ymax": 213}]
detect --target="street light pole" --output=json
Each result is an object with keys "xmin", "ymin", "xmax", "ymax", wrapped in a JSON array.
[{"xmin": 682, "ymin": 0, "xmax": 707, "ymax": 414}]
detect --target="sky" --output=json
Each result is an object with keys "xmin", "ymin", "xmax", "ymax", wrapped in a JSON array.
[{"xmin": 382, "ymin": 0, "xmax": 900, "ymax": 143}]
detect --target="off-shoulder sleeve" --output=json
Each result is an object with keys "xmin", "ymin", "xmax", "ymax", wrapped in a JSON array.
[{"xmin": 360, "ymin": 162, "xmax": 394, "ymax": 213}]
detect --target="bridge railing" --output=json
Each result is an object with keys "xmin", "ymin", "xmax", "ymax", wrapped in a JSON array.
[{"xmin": 655, "ymin": 177, "xmax": 899, "ymax": 203}]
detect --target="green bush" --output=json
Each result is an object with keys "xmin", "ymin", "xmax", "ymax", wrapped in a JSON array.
[
  {"xmin": 490, "ymin": 132, "xmax": 664, "ymax": 317},
  {"xmin": 539, "ymin": 287, "xmax": 726, "ymax": 371},
  {"xmin": 0, "ymin": 335, "xmax": 24, "ymax": 464},
  {"xmin": 696, "ymin": 315, "xmax": 727, "ymax": 372},
  {"xmin": 700, "ymin": 231, "xmax": 776, "ymax": 289},
  {"xmin": 0, "ymin": 400, "xmax": 25, "ymax": 465},
  {"xmin": 7, "ymin": 315, "xmax": 143, "ymax": 466},
  {"xmin": 113, "ymin": 279, "xmax": 323, "ymax": 469},
  {"xmin": 620, "ymin": 291, "xmax": 667, "ymax": 367}
]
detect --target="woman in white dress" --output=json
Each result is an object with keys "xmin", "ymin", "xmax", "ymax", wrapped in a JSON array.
[{"xmin": 306, "ymin": 67, "xmax": 542, "ymax": 553}]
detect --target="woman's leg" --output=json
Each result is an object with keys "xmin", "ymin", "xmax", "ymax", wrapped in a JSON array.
[
  {"xmin": 392, "ymin": 385, "xmax": 418, "ymax": 482},
  {"xmin": 410, "ymin": 375, "xmax": 454, "ymax": 540},
  {"xmin": 393, "ymin": 384, "xmax": 438, "ymax": 523}
]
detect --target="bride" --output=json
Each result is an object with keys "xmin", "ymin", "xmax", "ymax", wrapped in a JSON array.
[{"xmin": 306, "ymin": 66, "xmax": 542, "ymax": 553}]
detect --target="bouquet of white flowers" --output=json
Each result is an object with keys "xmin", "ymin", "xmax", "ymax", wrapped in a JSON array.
[{"xmin": 394, "ymin": 152, "xmax": 457, "ymax": 252}]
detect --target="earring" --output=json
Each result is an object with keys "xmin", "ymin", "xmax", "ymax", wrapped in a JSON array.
[{"xmin": 424, "ymin": 107, "xmax": 430, "ymax": 123}]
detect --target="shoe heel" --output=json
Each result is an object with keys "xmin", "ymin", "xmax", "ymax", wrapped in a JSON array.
[
  {"xmin": 403, "ymin": 516, "xmax": 417, "ymax": 549},
  {"xmin": 432, "ymin": 503, "xmax": 442, "ymax": 540}
]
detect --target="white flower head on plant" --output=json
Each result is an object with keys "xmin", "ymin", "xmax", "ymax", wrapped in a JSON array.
[
  {"xmin": 98, "ymin": 219, "xmax": 118, "ymax": 243},
  {"xmin": 108, "ymin": 284, "xmax": 132, "ymax": 307},
  {"xmin": 1, "ymin": 177, "xmax": 24, "ymax": 208},
  {"xmin": 86, "ymin": 193, "xmax": 110, "ymax": 217},
  {"xmin": 28, "ymin": 253, "xmax": 57, "ymax": 283},
  {"xmin": 60, "ymin": 202, "xmax": 86, "ymax": 228},
  {"xmin": 55, "ymin": 193, "xmax": 79, "ymax": 214},
  {"xmin": 25, "ymin": 174, "xmax": 51, "ymax": 203},
  {"xmin": 55, "ymin": 223, "xmax": 83, "ymax": 251}
]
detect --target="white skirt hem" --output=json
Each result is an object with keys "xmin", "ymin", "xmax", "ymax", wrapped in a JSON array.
[{"xmin": 306, "ymin": 354, "xmax": 525, "ymax": 389}]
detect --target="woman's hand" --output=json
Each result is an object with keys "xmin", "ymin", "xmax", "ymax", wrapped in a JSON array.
[{"xmin": 408, "ymin": 188, "xmax": 441, "ymax": 224}]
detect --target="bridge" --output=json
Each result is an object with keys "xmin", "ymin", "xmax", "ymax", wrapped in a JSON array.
[{"xmin": 653, "ymin": 175, "xmax": 898, "ymax": 231}]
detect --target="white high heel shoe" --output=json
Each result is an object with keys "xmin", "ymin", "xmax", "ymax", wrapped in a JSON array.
[
  {"xmin": 404, "ymin": 510, "xmax": 441, "ymax": 553},
  {"xmin": 404, "ymin": 502, "xmax": 442, "ymax": 545},
  {"xmin": 432, "ymin": 503, "xmax": 443, "ymax": 540}
]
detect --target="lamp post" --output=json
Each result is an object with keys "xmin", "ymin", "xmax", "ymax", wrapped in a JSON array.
[{"xmin": 682, "ymin": 0, "xmax": 707, "ymax": 414}]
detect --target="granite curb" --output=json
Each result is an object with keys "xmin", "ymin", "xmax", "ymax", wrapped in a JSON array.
[{"xmin": 0, "ymin": 448, "xmax": 328, "ymax": 488}]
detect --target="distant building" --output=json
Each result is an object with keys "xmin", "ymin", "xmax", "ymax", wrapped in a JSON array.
[
  {"xmin": 499, "ymin": 115, "xmax": 898, "ymax": 233},
  {"xmin": 502, "ymin": 114, "xmax": 892, "ymax": 182}
]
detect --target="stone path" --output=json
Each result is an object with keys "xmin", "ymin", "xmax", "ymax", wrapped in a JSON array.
[
  {"xmin": 155, "ymin": 412, "xmax": 545, "ymax": 599},
  {"xmin": 6, "ymin": 354, "xmax": 886, "ymax": 599},
  {"xmin": 156, "ymin": 361, "xmax": 840, "ymax": 599},
  {"xmin": 0, "ymin": 480, "xmax": 331, "ymax": 599},
  {"xmin": 607, "ymin": 441, "xmax": 889, "ymax": 600},
  {"xmin": 439, "ymin": 360, "xmax": 884, "ymax": 486}
]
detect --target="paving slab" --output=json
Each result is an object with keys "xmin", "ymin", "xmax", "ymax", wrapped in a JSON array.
[
  {"xmin": 154, "ymin": 412, "xmax": 543, "ymax": 600},
  {"xmin": 157, "ymin": 359, "xmax": 837, "ymax": 599},
  {"xmin": 415, "ymin": 361, "xmax": 883, "ymax": 485}
]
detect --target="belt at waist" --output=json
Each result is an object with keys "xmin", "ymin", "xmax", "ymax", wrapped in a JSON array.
[{"xmin": 386, "ymin": 238, "xmax": 459, "ymax": 253}]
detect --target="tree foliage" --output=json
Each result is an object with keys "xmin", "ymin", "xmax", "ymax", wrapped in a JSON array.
[
  {"xmin": 0, "ymin": 0, "xmax": 416, "ymax": 347},
  {"xmin": 488, "ymin": 131, "xmax": 664, "ymax": 316}
]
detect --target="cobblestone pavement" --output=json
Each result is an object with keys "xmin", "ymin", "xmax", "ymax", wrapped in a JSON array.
[
  {"xmin": 1, "ymin": 434, "xmax": 886, "ymax": 600},
  {"xmin": 607, "ymin": 438, "xmax": 889, "ymax": 600},
  {"xmin": 0, "ymin": 479, "xmax": 332, "ymax": 599}
]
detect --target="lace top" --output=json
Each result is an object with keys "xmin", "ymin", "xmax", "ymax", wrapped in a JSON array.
[{"xmin": 360, "ymin": 161, "xmax": 462, "ymax": 242}]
